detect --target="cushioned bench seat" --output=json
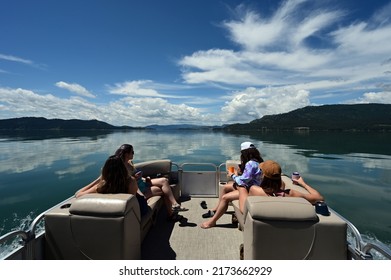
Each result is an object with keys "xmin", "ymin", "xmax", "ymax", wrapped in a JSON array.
[
  {"xmin": 44, "ymin": 159, "xmax": 178, "ymax": 260},
  {"xmin": 45, "ymin": 193, "xmax": 163, "ymax": 260},
  {"xmin": 231, "ymin": 175, "xmax": 347, "ymax": 260}
]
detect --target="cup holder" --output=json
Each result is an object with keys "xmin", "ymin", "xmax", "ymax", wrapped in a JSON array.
[{"xmin": 60, "ymin": 203, "xmax": 72, "ymax": 209}]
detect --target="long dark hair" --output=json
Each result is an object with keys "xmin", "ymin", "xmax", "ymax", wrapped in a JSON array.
[
  {"xmin": 240, "ymin": 148, "xmax": 263, "ymax": 172},
  {"xmin": 97, "ymin": 155, "xmax": 129, "ymax": 194},
  {"xmin": 114, "ymin": 144, "xmax": 133, "ymax": 162},
  {"xmin": 260, "ymin": 176, "xmax": 283, "ymax": 196}
]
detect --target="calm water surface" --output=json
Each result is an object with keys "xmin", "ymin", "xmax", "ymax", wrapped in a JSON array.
[{"xmin": 0, "ymin": 130, "xmax": 390, "ymax": 248}]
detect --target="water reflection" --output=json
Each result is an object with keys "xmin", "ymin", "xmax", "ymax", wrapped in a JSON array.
[
  {"xmin": 243, "ymin": 130, "xmax": 391, "ymax": 156},
  {"xmin": 0, "ymin": 130, "xmax": 390, "ymax": 246}
]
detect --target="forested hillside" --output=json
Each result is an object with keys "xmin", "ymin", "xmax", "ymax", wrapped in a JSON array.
[
  {"xmin": 222, "ymin": 104, "xmax": 391, "ymax": 132},
  {"xmin": 0, "ymin": 117, "xmax": 134, "ymax": 130}
]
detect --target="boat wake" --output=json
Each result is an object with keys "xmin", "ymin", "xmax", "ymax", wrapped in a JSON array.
[
  {"xmin": 347, "ymin": 228, "xmax": 391, "ymax": 260},
  {"xmin": 0, "ymin": 212, "xmax": 44, "ymax": 259}
]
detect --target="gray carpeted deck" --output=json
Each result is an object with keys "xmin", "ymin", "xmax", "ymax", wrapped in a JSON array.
[{"xmin": 141, "ymin": 197, "xmax": 243, "ymax": 260}]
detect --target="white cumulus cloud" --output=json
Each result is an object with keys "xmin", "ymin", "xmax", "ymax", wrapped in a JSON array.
[
  {"xmin": 220, "ymin": 86, "xmax": 311, "ymax": 123},
  {"xmin": 55, "ymin": 81, "xmax": 95, "ymax": 98},
  {"xmin": 179, "ymin": 0, "xmax": 391, "ymax": 106}
]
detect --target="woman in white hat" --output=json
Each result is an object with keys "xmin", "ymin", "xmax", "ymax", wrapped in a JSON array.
[{"xmin": 200, "ymin": 141, "xmax": 263, "ymax": 229}]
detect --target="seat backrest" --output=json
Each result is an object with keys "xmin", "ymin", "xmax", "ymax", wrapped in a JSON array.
[
  {"xmin": 45, "ymin": 193, "xmax": 142, "ymax": 260},
  {"xmin": 134, "ymin": 159, "xmax": 172, "ymax": 178},
  {"xmin": 243, "ymin": 196, "xmax": 347, "ymax": 260}
]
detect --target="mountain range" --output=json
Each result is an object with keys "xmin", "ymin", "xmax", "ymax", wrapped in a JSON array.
[
  {"xmin": 221, "ymin": 103, "xmax": 391, "ymax": 132},
  {"xmin": 1, "ymin": 104, "xmax": 390, "ymax": 132},
  {"xmin": 0, "ymin": 117, "xmax": 137, "ymax": 130}
]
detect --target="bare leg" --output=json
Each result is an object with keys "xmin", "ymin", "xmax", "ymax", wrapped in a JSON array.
[
  {"xmin": 163, "ymin": 193, "xmax": 174, "ymax": 216},
  {"xmin": 248, "ymin": 185, "xmax": 267, "ymax": 197},
  {"xmin": 144, "ymin": 185, "xmax": 175, "ymax": 217},
  {"xmin": 200, "ymin": 190, "xmax": 239, "ymax": 229},
  {"xmin": 238, "ymin": 187, "xmax": 248, "ymax": 214},
  {"xmin": 150, "ymin": 177, "xmax": 180, "ymax": 206},
  {"xmin": 211, "ymin": 182, "xmax": 236, "ymax": 211},
  {"xmin": 145, "ymin": 177, "xmax": 187, "ymax": 215}
]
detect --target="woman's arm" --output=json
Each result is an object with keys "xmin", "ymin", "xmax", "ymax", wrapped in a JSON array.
[
  {"xmin": 75, "ymin": 176, "xmax": 100, "ymax": 198},
  {"xmin": 231, "ymin": 161, "xmax": 258, "ymax": 186},
  {"xmin": 290, "ymin": 177, "xmax": 324, "ymax": 204},
  {"xmin": 128, "ymin": 176, "xmax": 139, "ymax": 195}
]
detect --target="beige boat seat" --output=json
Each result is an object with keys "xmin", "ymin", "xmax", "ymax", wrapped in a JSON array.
[
  {"xmin": 45, "ymin": 159, "xmax": 180, "ymax": 259},
  {"xmin": 45, "ymin": 193, "xmax": 155, "ymax": 260},
  {"xmin": 44, "ymin": 160, "xmax": 179, "ymax": 260},
  {"xmin": 232, "ymin": 175, "xmax": 347, "ymax": 259},
  {"xmin": 235, "ymin": 196, "xmax": 347, "ymax": 260}
]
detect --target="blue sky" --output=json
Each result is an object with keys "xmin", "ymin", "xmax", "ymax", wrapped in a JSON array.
[{"xmin": 1, "ymin": 0, "xmax": 391, "ymax": 126}]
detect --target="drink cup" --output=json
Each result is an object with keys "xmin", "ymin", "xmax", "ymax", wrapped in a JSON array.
[
  {"xmin": 292, "ymin": 172, "xmax": 300, "ymax": 184},
  {"xmin": 228, "ymin": 166, "xmax": 235, "ymax": 173}
]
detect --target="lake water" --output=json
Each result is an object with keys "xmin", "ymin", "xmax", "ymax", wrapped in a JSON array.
[{"xmin": 0, "ymin": 130, "xmax": 390, "ymax": 250}]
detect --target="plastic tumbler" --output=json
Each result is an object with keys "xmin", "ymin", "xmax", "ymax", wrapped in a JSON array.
[{"xmin": 292, "ymin": 172, "xmax": 300, "ymax": 184}]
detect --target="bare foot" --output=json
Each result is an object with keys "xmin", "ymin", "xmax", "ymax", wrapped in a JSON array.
[{"xmin": 200, "ymin": 221, "xmax": 216, "ymax": 229}]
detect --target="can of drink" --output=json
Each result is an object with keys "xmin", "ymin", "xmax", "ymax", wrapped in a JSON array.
[{"xmin": 292, "ymin": 172, "xmax": 300, "ymax": 184}]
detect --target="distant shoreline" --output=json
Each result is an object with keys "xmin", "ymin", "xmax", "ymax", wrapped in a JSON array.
[{"xmin": 1, "ymin": 103, "xmax": 391, "ymax": 132}]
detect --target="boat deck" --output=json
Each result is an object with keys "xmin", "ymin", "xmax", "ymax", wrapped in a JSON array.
[{"xmin": 141, "ymin": 197, "xmax": 243, "ymax": 260}]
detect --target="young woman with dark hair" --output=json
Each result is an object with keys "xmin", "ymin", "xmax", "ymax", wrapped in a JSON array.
[
  {"xmin": 75, "ymin": 155, "xmax": 149, "ymax": 216},
  {"xmin": 200, "ymin": 142, "xmax": 263, "ymax": 229},
  {"xmin": 115, "ymin": 144, "xmax": 186, "ymax": 222}
]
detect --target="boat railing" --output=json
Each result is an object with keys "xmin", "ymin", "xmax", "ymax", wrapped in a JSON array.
[
  {"xmin": 0, "ymin": 215, "xmax": 43, "ymax": 260},
  {"xmin": 0, "ymin": 196, "xmax": 72, "ymax": 260},
  {"xmin": 0, "ymin": 230, "xmax": 28, "ymax": 260},
  {"xmin": 332, "ymin": 209, "xmax": 391, "ymax": 260},
  {"xmin": 0, "ymin": 230, "xmax": 28, "ymax": 248}
]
